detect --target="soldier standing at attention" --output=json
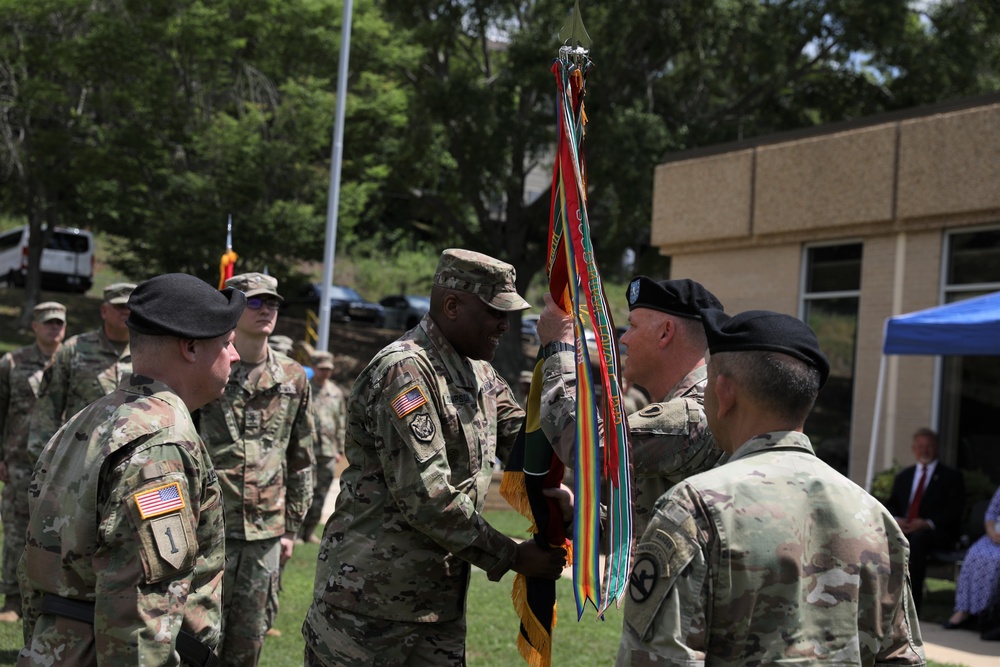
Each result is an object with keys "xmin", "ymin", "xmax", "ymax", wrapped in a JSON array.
[
  {"xmin": 18, "ymin": 273, "xmax": 245, "ymax": 666},
  {"xmin": 0, "ymin": 302, "xmax": 67, "ymax": 623},
  {"xmin": 617, "ymin": 309, "xmax": 925, "ymax": 666},
  {"xmin": 196, "ymin": 272, "xmax": 314, "ymax": 667},
  {"xmin": 28, "ymin": 282, "xmax": 135, "ymax": 457},
  {"xmin": 536, "ymin": 276, "xmax": 727, "ymax": 537},
  {"xmin": 299, "ymin": 351, "xmax": 346, "ymax": 544},
  {"xmin": 303, "ymin": 249, "xmax": 566, "ymax": 667}
]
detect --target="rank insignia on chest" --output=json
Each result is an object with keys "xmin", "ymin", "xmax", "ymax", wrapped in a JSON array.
[
  {"xmin": 409, "ymin": 413, "xmax": 435, "ymax": 442},
  {"xmin": 134, "ymin": 482, "xmax": 186, "ymax": 520},
  {"xmin": 392, "ymin": 386, "xmax": 427, "ymax": 418}
]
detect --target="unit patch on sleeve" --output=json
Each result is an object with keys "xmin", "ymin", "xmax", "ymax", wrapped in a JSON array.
[
  {"xmin": 134, "ymin": 481, "xmax": 186, "ymax": 519},
  {"xmin": 392, "ymin": 385, "xmax": 427, "ymax": 418}
]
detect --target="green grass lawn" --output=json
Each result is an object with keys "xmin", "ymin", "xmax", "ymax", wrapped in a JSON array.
[{"xmin": 0, "ymin": 507, "xmax": 973, "ymax": 666}]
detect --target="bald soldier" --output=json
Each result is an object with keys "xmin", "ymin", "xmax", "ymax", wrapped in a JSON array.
[
  {"xmin": 0, "ymin": 302, "xmax": 66, "ymax": 623},
  {"xmin": 28, "ymin": 283, "xmax": 135, "ymax": 458},
  {"xmin": 18, "ymin": 274, "xmax": 244, "ymax": 666},
  {"xmin": 304, "ymin": 249, "xmax": 566, "ymax": 666},
  {"xmin": 617, "ymin": 310, "xmax": 925, "ymax": 665}
]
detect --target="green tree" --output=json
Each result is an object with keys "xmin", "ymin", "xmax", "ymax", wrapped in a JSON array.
[
  {"xmin": 370, "ymin": 0, "xmax": 1000, "ymax": 378},
  {"xmin": 0, "ymin": 0, "xmax": 424, "ymax": 320}
]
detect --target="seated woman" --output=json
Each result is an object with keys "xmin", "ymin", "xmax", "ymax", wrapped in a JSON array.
[{"xmin": 945, "ymin": 485, "xmax": 1000, "ymax": 633}]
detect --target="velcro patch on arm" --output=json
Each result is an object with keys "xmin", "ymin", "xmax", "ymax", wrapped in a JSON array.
[
  {"xmin": 133, "ymin": 481, "xmax": 186, "ymax": 519},
  {"xmin": 391, "ymin": 385, "xmax": 427, "ymax": 418}
]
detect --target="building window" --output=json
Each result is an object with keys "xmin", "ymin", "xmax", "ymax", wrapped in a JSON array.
[
  {"xmin": 940, "ymin": 226, "xmax": 1000, "ymax": 485},
  {"xmin": 801, "ymin": 242, "xmax": 862, "ymax": 476}
]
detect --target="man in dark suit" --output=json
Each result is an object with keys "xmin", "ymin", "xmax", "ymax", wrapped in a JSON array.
[{"xmin": 886, "ymin": 427, "xmax": 966, "ymax": 612}]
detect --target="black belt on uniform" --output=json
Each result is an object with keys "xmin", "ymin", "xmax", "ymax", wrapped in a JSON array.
[{"xmin": 39, "ymin": 593, "xmax": 220, "ymax": 667}]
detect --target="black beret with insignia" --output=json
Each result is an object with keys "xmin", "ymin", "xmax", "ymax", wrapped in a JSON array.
[
  {"xmin": 626, "ymin": 276, "xmax": 722, "ymax": 319},
  {"xmin": 701, "ymin": 308, "xmax": 830, "ymax": 388},
  {"xmin": 127, "ymin": 273, "xmax": 247, "ymax": 339}
]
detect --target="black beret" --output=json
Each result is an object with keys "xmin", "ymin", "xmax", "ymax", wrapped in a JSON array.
[
  {"xmin": 626, "ymin": 276, "xmax": 722, "ymax": 319},
  {"xmin": 127, "ymin": 273, "xmax": 247, "ymax": 339},
  {"xmin": 701, "ymin": 308, "xmax": 830, "ymax": 387}
]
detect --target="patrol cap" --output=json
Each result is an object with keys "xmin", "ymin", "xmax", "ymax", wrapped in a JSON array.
[
  {"xmin": 104, "ymin": 282, "xmax": 137, "ymax": 304},
  {"xmin": 312, "ymin": 351, "xmax": 334, "ymax": 369},
  {"xmin": 226, "ymin": 272, "xmax": 283, "ymax": 300},
  {"xmin": 269, "ymin": 335, "xmax": 294, "ymax": 355},
  {"xmin": 626, "ymin": 276, "xmax": 722, "ymax": 319},
  {"xmin": 701, "ymin": 308, "xmax": 830, "ymax": 388},
  {"xmin": 126, "ymin": 273, "xmax": 247, "ymax": 339},
  {"xmin": 433, "ymin": 248, "xmax": 530, "ymax": 312},
  {"xmin": 33, "ymin": 301, "xmax": 66, "ymax": 323}
]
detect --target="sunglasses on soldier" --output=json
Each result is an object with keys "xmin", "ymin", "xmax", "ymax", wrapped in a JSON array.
[{"xmin": 246, "ymin": 297, "xmax": 281, "ymax": 311}]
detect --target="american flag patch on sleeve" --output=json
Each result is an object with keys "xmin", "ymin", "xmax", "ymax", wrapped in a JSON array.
[
  {"xmin": 133, "ymin": 482, "xmax": 186, "ymax": 520},
  {"xmin": 392, "ymin": 386, "xmax": 427, "ymax": 418}
]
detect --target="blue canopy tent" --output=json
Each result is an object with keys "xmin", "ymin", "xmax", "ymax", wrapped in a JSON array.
[{"xmin": 864, "ymin": 291, "xmax": 1000, "ymax": 489}]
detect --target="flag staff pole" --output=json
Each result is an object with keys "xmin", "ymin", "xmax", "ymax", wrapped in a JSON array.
[{"xmin": 318, "ymin": 0, "xmax": 354, "ymax": 352}]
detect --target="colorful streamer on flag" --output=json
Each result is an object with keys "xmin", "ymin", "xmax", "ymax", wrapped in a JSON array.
[
  {"xmin": 218, "ymin": 214, "xmax": 238, "ymax": 289},
  {"xmin": 500, "ymin": 6, "xmax": 632, "ymax": 665},
  {"xmin": 548, "ymin": 39, "xmax": 632, "ymax": 620}
]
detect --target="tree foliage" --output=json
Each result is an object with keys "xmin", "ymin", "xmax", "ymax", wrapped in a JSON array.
[{"xmin": 1, "ymin": 0, "xmax": 998, "ymax": 359}]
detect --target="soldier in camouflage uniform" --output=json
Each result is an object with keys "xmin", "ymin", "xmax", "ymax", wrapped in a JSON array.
[
  {"xmin": 299, "ymin": 351, "xmax": 346, "ymax": 544},
  {"xmin": 536, "ymin": 276, "xmax": 727, "ymax": 538},
  {"xmin": 617, "ymin": 309, "xmax": 926, "ymax": 666},
  {"xmin": 0, "ymin": 302, "xmax": 66, "ymax": 623},
  {"xmin": 27, "ymin": 282, "xmax": 135, "ymax": 459},
  {"xmin": 196, "ymin": 272, "xmax": 314, "ymax": 667},
  {"xmin": 18, "ymin": 273, "xmax": 245, "ymax": 666},
  {"xmin": 303, "ymin": 249, "xmax": 567, "ymax": 667}
]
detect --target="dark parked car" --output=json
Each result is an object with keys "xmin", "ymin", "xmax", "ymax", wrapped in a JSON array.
[
  {"xmin": 379, "ymin": 294, "xmax": 430, "ymax": 330},
  {"xmin": 295, "ymin": 283, "xmax": 384, "ymax": 326}
]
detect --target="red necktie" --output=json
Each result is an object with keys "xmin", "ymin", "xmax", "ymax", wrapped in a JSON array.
[{"xmin": 907, "ymin": 465, "xmax": 927, "ymax": 520}]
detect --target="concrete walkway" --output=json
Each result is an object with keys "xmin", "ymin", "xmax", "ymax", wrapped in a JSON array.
[{"xmin": 920, "ymin": 622, "xmax": 999, "ymax": 666}]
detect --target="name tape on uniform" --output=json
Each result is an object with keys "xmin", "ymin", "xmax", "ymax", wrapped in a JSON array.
[
  {"xmin": 134, "ymin": 481, "xmax": 186, "ymax": 520},
  {"xmin": 392, "ymin": 386, "xmax": 427, "ymax": 418}
]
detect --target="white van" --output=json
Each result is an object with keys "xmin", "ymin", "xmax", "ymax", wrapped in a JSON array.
[{"xmin": 0, "ymin": 225, "xmax": 95, "ymax": 293}]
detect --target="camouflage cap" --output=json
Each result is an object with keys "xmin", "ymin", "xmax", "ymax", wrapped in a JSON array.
[
  {"xmin": 226, "ymin": 272, "xmax": 283, "ymax": 300},
  {"xmin": 269, "ymin": 335, "xmax": 294, "ymax": 354},
  {"xmin": 433, "ymin": 248, "xmax": 529, "ymax": 312},
  {"xmin": 33, "ymin": 301, "xmax": 66, "ymax": 323},
  {"xmin": 103, "ymin": 282, "xmax": 137, "ymax": 304},
  {"xmin": 312, "ymin": 350, "xmax": 335, "ymax": 370}
]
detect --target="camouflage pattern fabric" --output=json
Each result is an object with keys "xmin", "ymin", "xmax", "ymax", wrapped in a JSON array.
[
  {"xmin": 538, "ymin": 354, "xmax": 726, "ymax": 538},
  {"xmin": 0, "ymin": 344, "xmax": 53, "ymax": 596},
  {"xmin": 617, "ymin": 431, "xmax": 926, "ymax": 666},
  {"xmin": 196, "ymin": 347, "xmax": 314, "ymax": 541},
  {"xmin": 18, "ymin": 375, "xmax": 224, "ymax": 666},
  {"xmin": 303, "ymin": 600, "xmax": 466, "ymax": 667},
  {"xmin": 306, "ymin": 314, "xmax": 524, "ymax": 652},
  {"xmin": 219, "ymin": 537, "xmax": 281, "ymax": 666},
  {"xmin": 1, "ymin": 463, "xmax": 32, "ymax": 597},
  {"xmin": 302, "ymin": 378, "xmax": 346, "ymax": 535},
  {"xmin": 626, "ymin": 365, "xmax": 727, "ymax": 539},
  {"xmin": 196, "ymin": 347, "xmax": 313, "ymax": 667},
  {"xmin": 28, "ymin": 329, "xmax": 132, "ymax": 459}
]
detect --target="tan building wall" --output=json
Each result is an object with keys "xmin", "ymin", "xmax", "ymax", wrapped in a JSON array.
[{"xmin": 651, "ymin": 97, "xmax": 1000, "ymax": 485}]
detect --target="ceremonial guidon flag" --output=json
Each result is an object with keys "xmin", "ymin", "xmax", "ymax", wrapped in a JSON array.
[
  {"xmin": 134, "ymin": 482, "xmax": 186, "ymax": 519},
  {"xmin": 501, "ymin": 8, "xmax": 633, "ymax": 664}
]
